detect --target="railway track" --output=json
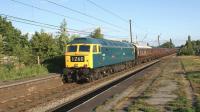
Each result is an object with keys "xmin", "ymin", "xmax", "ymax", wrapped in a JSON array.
[
  {"xmin": 0, "ymin": 73, "xmax": 62, "ymax": 108},
  {"xmin": 48, "ymin": 60, "xmax": 160, "ymax": 112},
  {"xmin": 0, "ymin": 73, "xmax": 60, "ymax": 89}
]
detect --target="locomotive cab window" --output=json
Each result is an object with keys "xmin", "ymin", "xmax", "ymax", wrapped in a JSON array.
[
  {"xmin": 93, "ymin": 45, "xmax": 97, "ymax": 52},
  {"xmin": 67, "ymin": 45, "xmax": 77, "ymax": 52},
  {"xmin": 79, "ymin": 45, "xmax": 90, "ymax": 52}
]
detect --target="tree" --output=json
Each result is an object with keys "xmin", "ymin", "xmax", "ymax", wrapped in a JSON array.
[
  {"xmin": 90, "ymin": 27, "xmax": 104, "ymax": 39},
  {"xmin": 190, "ymin": 40, "xmax": 200, "ymax": 55},
  {"xmin": 31, "ymin": 30, "xmax": 59, "ymax": 63},
  {"xmin": 193, "ymin": 40, "xmax": 200, "ymax": 55},
  {"xmin": 186, "ymin": 35, "xmax": 194, "ymax": 55},
  {"xmin": 159, "ymin": 41, "xmax": 175, "ymax": 48},
  {"xmin": 57, "ymin": 19, "xmax": 69, "ymax": 54},
  {"xmin": 0, "ymin": 16, "xmax": 30, "ymax": 56},
  {"xmin": 13, "ymin": 44, "xmax": 33, "ymax": 65},
  {"xmin": 0, "ymin": 16, "xmax": 32, "ymax": 65},
  {"xmin": 69, "ymin": 34, "xmax": 80, "ymax": 41},
  {"xmin": 0, "ymin": 34, "xmax": 3, "ymax": 54},
  {"xmin": 0, "ymin": 17, "xmax": 20, "ymax": 55},
  {"xmin": 178, "ymin": 35, "xmax": 196, "ymax": 55}
]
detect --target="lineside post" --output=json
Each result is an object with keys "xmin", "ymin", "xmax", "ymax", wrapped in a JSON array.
[{"xmin": 129, "ymin": 19, "xmax": 133, "ymax": 43}]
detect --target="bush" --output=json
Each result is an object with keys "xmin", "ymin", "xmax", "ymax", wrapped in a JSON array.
[
  {"xmin": 43, "ymin": 55, "xmax": 65, "ymax": 73},
  {"xmin": 0, "ymin": 64, "xmax": 48, "ymax": 81},
  {"xmin": 178, "ymin": 47, "xmax": 195, "ymax": 56}
]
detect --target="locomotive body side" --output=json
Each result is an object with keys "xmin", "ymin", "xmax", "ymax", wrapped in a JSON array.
[{"xmin": 93, "ymin": 44, "xmax": 135, "ymax": 68}]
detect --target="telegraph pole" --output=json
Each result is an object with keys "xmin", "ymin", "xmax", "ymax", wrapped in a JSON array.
[
  {"xmin": 136, "ymin": 35, "xmax": 138, "ymax": 44},
  {"xmin": 170, "ymin": 38, "xmax": 172, "ymax": 48},
  {"xmin": 129, "ymin": 19, "xmax": 133, "ymax": 43},
  {"xmin": 158, "ymin": 35, "xmax": 160, "ymax": 47}
]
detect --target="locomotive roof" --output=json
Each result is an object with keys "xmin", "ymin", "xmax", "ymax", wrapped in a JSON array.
[{"xmin": 68, "ymin": 37, "xmax": 133, "ymax": 47}]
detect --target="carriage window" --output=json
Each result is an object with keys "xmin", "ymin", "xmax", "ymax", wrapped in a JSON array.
[
  {"xmin": 93, "ymin": 45, "xmax": 97, "ymax": 52},
  {"xmin": 79, "ymin": 45, "xmax": 90, "ymax": 52},
  {"xmin": 67, "ymin": 45, "xmax": 77, "ymax": 52}
]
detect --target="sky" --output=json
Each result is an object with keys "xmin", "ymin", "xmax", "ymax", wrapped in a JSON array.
[{"xmin": 0, "ymin": 0, "xmax": 200, "ymax": 46}]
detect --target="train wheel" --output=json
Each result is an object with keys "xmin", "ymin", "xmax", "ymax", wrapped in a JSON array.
[
  {"xmin": 88, "ymin": 74, "xmax": 94, "ymax": 82},
  {"xmin": 62, "ymin": 74, "xmax": 72, "ymax": 83},
  {"xmin": 92, "ymin": 70, "xmax": 99, "ymax": 80},
  {"xmin": 67, "ymin": 75, "xmax": 73, "ymax": 83},
  {"xmin": 63, "ymin": 68, "xmax": 73, "ymax": 83},
  {"xmin": 62, "ymin": 68, "xmax": 71, "ymax": 83},
  {"xmin": 62, "ymin": 75, "xmax": 67, "ymax": 83},
  {"xmin": 110, "ymin": 68, "xmax": 114, "ymax": 74},
  {"xmin": 93, "ymin": 73, "xmax": 98, "ymax": 80},
  {"xmin": 96, "ymin": 71, "xmax": 102, "ymax": 79},
  {"xmin": 72, "ymin": 72, "xmax": 79, "ymax": 82}
]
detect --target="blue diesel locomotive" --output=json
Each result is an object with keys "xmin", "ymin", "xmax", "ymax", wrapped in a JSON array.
[{"xmin": 63, "ymin": 37, "xmax": 135, "ymax": 82}]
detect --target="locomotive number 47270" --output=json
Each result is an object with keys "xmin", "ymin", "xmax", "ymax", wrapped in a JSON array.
[{"xmin": 71, "ymin": 56, "xmax": 84, "ymax": 62}]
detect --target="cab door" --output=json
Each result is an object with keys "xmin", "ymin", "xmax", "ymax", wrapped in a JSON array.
[{"xmin": 92, "ymin": 45, "xmax": 103, "ymax": 68}]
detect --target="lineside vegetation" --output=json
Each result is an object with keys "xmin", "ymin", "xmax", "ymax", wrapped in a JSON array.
[
  {"xmin": 178, "ymin": 36, "xmax": 200, "ymax": 56},
  {"xmin": 0, "ymin": 16, "xmax": 103, "ymax": 81},
  {"xmin": 181, "ymin": 56, "xmax": 200, "ymax": 112}
]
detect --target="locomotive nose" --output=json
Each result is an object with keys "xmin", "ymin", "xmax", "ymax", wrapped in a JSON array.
[{"xmin": 66, "ymin": 54, "xmax": 90, "ymax": 68}]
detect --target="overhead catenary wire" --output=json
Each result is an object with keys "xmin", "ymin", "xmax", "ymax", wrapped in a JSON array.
[
  {"xmin": 87, "ymin": 0, "xmax": 160, "ymax": 38},
  {"xmin": 9, "ymin": 0, "xmax": 162, "ymax": 42},
  {"xmin": 1, "ymin": 14, "xmax": 59, "ymax": 29},
  {"xmin": 87, "ymin": 0, "xmax": 155, "ymax": 37},
  {"xmin": 43, "ymin": 0, "xmax": 128, "ymax": 31},
  {"xmin": 7, "ymin": 18, "xmax": 92, "ymax": 35},
  {"xmin": 7, "ymin": 18, "xmax": 59, "ymax": 30},
  {"xmin": 0, "ymin": 13, "xmax": 89, "ymax": 34},
  {"xmin": 9, "ymin": 0, "xmax": 98, "ymax": 27},
  {"xmin": 9, "ymin": 0, "xmax": 126, "ymax": 33},
  {"xmin": 5, "ymin": 14, "xmax": 173, "ymax": 43},
  {"xmin": 1, "ymin": 14, "xmax": 128, "ymax": 38},
  {"xmin": 86, "ymin": 0, "xmax": 127, "ymax": 23}
]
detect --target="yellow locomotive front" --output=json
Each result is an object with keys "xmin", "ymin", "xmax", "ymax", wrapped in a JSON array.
[
  {"xmin": 65, "ymin": 44, "xmax": 93, "ymax": 69},
  {"xmin": 63, "ymin": 43, "xmax": 100, "ymax": 82}
]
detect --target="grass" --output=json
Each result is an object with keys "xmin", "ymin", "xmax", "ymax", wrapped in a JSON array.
[
  {"xmin": 181, "ymin": 56, "xmax": 200, "ymax": 112},
  {"xmin": 168, "ymin": 95, "xmax": 194, "ymax": 112},
  {"xmin": 0, "ymin": 56, "xmax": 64, "ymax": 81},
  {"xmin": 128, "ymin": 100, "xmax": 159, "ymax": 112},
  {"xmin": 127, "ymin": 78, "xmax": 160, "ymax": 112},
  {"xmin": 187, "ymin": 72, "xmax": 200, "ymax": 112},
  {"xmin": 195, "ymin": 97, "xmax": 200, "ymax": 112},
  {"xmin": 187, "ymin": 72, "xmax": 200, "ymax": 84},
  {"xmin": 181, "ymin": 56, "xmax": 200, "ymax": 72},
  {"xmin": 0, "ymin": 64, "xmax": 48, "ymax": 81}
]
